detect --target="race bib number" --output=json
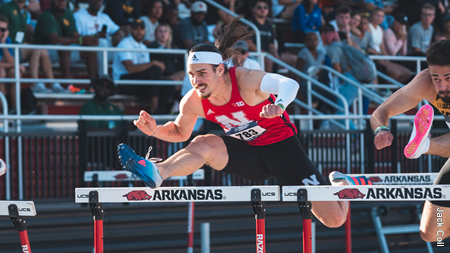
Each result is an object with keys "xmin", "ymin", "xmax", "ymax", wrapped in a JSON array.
[{"xmin": 225, "ymin": 121, "xmax": 266, "ymax": 142}]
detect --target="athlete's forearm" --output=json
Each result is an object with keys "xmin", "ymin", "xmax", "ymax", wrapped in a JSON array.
[
  {"xmin": 152, "ymin": 121, "xmax": 190, "ymax": 143},
  {"xmin": 260, "ymin": 73, "xmax": 299, "ymax": 110},
  {"xmin": 370, "ymin": 105, "xmax": 391, "ymax": 131}
]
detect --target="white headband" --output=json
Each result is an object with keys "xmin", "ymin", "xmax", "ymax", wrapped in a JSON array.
[{"xmin": 187, "ymin": 52, "xmax": 223, "ymax": 65}]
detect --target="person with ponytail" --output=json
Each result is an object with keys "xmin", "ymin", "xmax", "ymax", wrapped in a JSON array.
[{"xmin": 118, "ymin": 17, "xmax": 368, "ymax": 229}]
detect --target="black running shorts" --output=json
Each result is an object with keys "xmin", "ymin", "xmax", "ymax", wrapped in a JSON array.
[
  {"xmin": 220, "ymin": 135, "xmax": 328, "ymax": 186},
  {"xmin": 431, "ymin": 158, "xmax": 450, "ymax": 207}
]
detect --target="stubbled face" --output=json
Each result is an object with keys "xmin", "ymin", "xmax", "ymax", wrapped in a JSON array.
[
  {"xmin": 131, "ymin": 26, "xmax": 145, "ymax": 42},
  {"xmin": 430, "ymin": 65, "xmax": 450, "ymax": 104},
  {"xmin": 187, "ymin": 63, "xmax": 221, "ymax": 99},
  {"xmin": 191, "ymin": 12, "xmax": 206, "ymax": 25}
]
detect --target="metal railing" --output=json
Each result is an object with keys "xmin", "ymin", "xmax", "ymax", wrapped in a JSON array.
[
  {"xmin": 368, "ymin": 55, "xmax": 426, "ymax": 75},
  {"xmin": 0, "ymin": 43, "xmax": 187, "ymax": 123}
]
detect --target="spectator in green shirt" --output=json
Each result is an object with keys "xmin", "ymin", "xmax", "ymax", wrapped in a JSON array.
[
  {"xmin": 0, "ymin": 0, "xmax": 64, "ymax": 93},
  {"xmin": 33, "ymin": 0, "xmax": 98, "ymax": 80},
  {"xmin": 78, "ymin": 75, "xmax": 123, "ymax": 171},
  {"xmin": 78, "ymin": 76, "xmax": 123, "ymax": 130}
]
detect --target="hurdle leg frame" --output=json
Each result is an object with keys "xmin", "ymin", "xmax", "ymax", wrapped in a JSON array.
[
  {"xmin": 297, "ymin": 189, "xmax": 312, "ymax": 253},
  {"xmin": 251, "ymin": 189, "xmax": 266, "ymax": 253},
  {"xmin": 89, "ymin": 191, "xmax": 104, "ymax": 253},
  {"xmin": 9, "ymin": 204, "xmax": 32, "ymax": 253}
]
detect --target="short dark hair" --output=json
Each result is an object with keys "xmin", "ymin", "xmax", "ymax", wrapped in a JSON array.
[
  {"xmin": 335, "ymin": 5, "xmax": 351, "ymax": 16},
  {"xmin": 426, "ymin": 40, "xmax": 450, "ymax": 66},
  {"xmin": 0, "ymin": 15, "xmax": 9, "ymax": 25}
]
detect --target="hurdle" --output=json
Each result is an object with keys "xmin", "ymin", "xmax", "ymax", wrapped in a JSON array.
[
  {"xmin": 348, "ymin": 173, "xmax": 439, "ymax": 253},
  {"xmin": 75, "ymin": 186, "xmax": 279, "ymax": 253},
  {"xmin": 0, "ymin": 200, "xmax": 37, "ymax": 253},
  {"xmin": 83, "ymin": 169, "xmax": 204, "ymax": 252},
  {"xmin": 283, "ymin": 184, "xmax": 450, "ymax": 253}
]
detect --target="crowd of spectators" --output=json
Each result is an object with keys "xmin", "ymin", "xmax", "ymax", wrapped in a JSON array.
[{"xmin": 0, "ymin": 0, "xmax": 447, "ymax": 126}]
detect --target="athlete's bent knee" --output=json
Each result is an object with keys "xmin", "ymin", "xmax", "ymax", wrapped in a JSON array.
[{"xmin": 187, "ymin": 135, "xmax": 221, "ymax": 155}]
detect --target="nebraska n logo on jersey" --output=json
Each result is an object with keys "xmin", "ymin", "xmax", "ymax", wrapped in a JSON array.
[{"xmin": 215, "ymin": 111, "xmax": 251, "ymax": 129}]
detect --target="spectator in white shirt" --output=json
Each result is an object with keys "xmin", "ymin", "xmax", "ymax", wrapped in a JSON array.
[
  {"xmin": 140, "ymin": 0, "xmax": 164, "ymax": 46},
  {"xmin": 74, "ymin": 0, "xmax": 124, "ymax": 76},
  {"xmin": 113, "ymin": 19, "xmax": 165, "ymax": 110}
]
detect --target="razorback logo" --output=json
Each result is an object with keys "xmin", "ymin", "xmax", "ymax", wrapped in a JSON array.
[
  {"xmin": 368, "ymin": 177, "xmax": 382, "ymax": 183},
  {"xmin": 114, "ymin": 173, "xmax": 129, "ymax": 180},
  {"xmin": 123, "ymin": 190, "xmax": 152, "ymax": 201},
  {"xmin": 138, "ymin": 160, "xmax": 146, "ymax": 166},
  {"xmin": 334, "ymin": 188, "xmax": 366, "ymax": 199}
]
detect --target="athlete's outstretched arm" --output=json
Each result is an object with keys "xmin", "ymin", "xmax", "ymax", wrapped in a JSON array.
[
  {"xmin": 370, "ymin": 69, "xmax": 436, "ymax": 149},
  {"xmin": 134, "ymin": 90, "xmax": 202, "ymax": 143}
]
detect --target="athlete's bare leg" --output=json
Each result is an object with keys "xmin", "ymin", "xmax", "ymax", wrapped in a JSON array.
[
  {"xmin": 155, "ymin": 134, "xmax": 229, "ymax": 179},
  {"xmin": 420, "ymin": 201, "xmax": 450, "ymax": 242},
  {"xmin": 426, "ymin": 133, "xmax": 450, "ymax": 158},
  {"xmin": 154, "ymin": 134, "xmax": 348, "ymax": 228},
  {"xmin": 311, "ymin": 179, "xmax": 349, "ymax": 228}
]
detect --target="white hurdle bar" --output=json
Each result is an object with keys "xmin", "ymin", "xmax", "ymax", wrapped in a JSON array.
[
  {"xmin": 75, "ymin": 186, "xmax": 279, "ymax": 253},
  {"xmin": 0, "ymin": 201, "xmax": 37, "ymax": 253},
  {"xmin": 283, "ymin": 185, "xmax": 450, "ymax": 253}
]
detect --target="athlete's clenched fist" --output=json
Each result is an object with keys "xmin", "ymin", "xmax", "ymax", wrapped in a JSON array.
[
  {"xmin": 260, "ymin": 104, "xmax": 284, "ymax": 119},
  {"xmin": 134, "ymin": 110, "xmax": 158, "ymax": 136},
  {"xmin": 374, "ymin": 131, "xmax": 394, "ymax": 150}
]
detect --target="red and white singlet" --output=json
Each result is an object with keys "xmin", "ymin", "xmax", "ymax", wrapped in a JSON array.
[{"xmin": 201, "ymin": 67, "xmax": 297, "ymax": 146}]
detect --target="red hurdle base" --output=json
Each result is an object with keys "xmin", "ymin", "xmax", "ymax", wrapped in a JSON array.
[
  {"xmin": 346, "ymin": 203, "xmax": 352, "ymax": 253},
  {"xmin": 89, "ymin": 191, "xmax": 104, "ymax": 253},
  {"xmin": 256, "ymin": 218, "xmax": 266, "ymax": 253},
  {"xmin": 94, "ymin": 220, "xmax": 104, "ymax": 253},
  {"xmin": 252, "ymin": 189, "xmax": 266, "ymax": 253},
  {"xmin": 9, "ymin": 204, "xmax": 32, "ymax": 253},
  {"xmin": 303, "ymin": 219, "xmax": 312, "ymax": 253},
  {"xmin": 18, "ymin": 230, "xmax": 32, "ymax": 253}
]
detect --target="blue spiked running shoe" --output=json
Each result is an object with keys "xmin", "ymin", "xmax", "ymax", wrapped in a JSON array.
[
  {"xmin": 117, "ymin": 143, "xmax": 163, "ymax": 188},
  {"xmin": 329, "ymin": 171, "xmax": 373, "ymax": 185}
]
